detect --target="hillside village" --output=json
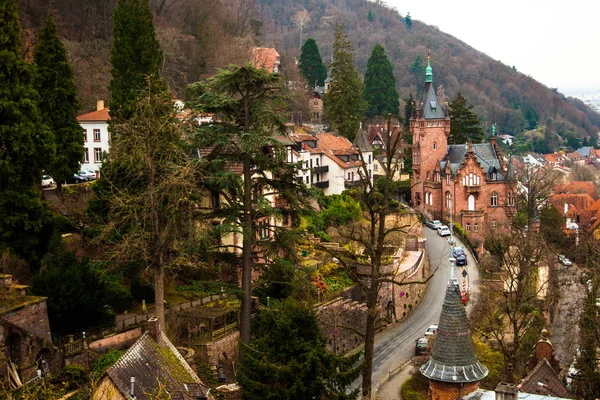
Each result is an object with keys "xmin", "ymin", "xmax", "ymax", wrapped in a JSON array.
[{"xmin": 2, "ymin": 1, "xmax": 600, "ymax": 400}]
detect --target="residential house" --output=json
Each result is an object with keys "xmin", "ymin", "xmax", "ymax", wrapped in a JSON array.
[
  {"xmin": 554, "ymin": 181, "xmax": 598, "ymax": 199},
  {"xmin": 411, "ymin": 57, "xmax": 517, "ymax": 245},
  {"xmin": 308, "ymin": 87, "xmax": 324, "ymax": 124},
  {"xmin": 77, "ymin": 100, "xmax": 110, "ymax": 173},
  {"xmin": 523, "ymin": 153, "xmax": 547, "ymax": 168},
  {"xmin": 566, "ymin": 151, "xmax": 585, "ymax": 166},
  {"xmin": 543, "ymin": 152, "xmax": 566, "ymax": 167},
  {"xmin": 549, "ymin": 193, "xmax": 595, "ymax": 226},
  {"xmin": 249, "ymin": 47, "xmax": 280, "ymax": 73},
  {"xmin": 93, "ymin": 317, "xmax": 211, "ymax": 400},
  {"xmin": 290, "ymin": 131, "xmax": 373, "ymax": 195},
  {"xmin": 576, "ymin": 145, "xmax": 600, "ymax": 160}
]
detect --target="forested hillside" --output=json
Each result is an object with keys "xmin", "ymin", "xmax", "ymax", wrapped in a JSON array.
[{"xmin": 18, "ymin": 0, "xmax": 600, "ymax": 150}]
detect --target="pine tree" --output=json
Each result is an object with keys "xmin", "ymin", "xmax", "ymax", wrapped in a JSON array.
[
  {"xmin": 363, "ymin": 44, "xmax": 399, "ymax": 119},
  {"xmin": 0, "ymin": 0, "xmax": 55, "ymax": 270},
  {"xmin": 237, "ymin": 299, "xmax": 361, "ymax": 399},
  {"xmin": 448, "ymin": 91, "xmax": 484, "ymax": 144},
  {"xmin": 325, "ymin": 24, "xmax": 365, "ymax": 141},
  {"xmin": 405, "ymin": 12, "xmax": 412, "ymax": 31},
  {"xmin": 109, "ymin": 0, "xmax": 166, "ymax": 120},
  {"xmin": 34, "ymin": 16, "xmax": 83, "ymax": 195},
  {"xmin": 298, "ymin": 38, "xmax": 327, "ymax": 87}
]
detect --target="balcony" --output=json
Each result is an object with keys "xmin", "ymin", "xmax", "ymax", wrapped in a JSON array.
[
  {"xmin": 312, "ymin": 165, "xmax": 329, "ymax": 174},
  {"xmin": 315, "ymin": 181, "xmax": 329, "ymax": 189},
  {"xmin": 423, "ymin": 180, "xmax": 441, "ymax": 189},
  {"xmin": 461, "ymin": 209, "xmax": 484, "ymax": 218},
  {"xmin": 344, "ymin": 180, "xmax": 362, "ymax": 188},
  {"xmin": 464, "ymin": 184, "xmax": 481, "ymax": 193}
]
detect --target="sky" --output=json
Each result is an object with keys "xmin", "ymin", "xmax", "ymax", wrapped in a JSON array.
[{"xmin": 384, "ymin": 0, "xmax": 599, "ymax": 95}]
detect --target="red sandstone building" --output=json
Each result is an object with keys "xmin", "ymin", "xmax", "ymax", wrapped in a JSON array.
[{"xmin": 411, "ymin": 58, "xmax": 517, "ymax": 243}]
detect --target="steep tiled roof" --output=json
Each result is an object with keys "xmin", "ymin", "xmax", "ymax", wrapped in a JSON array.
[
  {"xmin": 549, "ymin": 193, "xmax": 594, "ymax": 215},
  {"xmin": 106, "ymin": 331, "xmax": 208, "ymax": 400},
  {"xmin": 353, "ymin": 128, "xmax": 371, "ymax": 152},
  {"xmin": 566, "ymin": 151, "xmax": 584, "ymax": 160},
  {"xmin": 554, "ymin": 181, "xmax": 598, "ymax": 199},
  {"xmin": 312, "ymin": 133, "xmax": 363, "ymax": 169},
  {"xmin": 420, "ymin": 282, "xmax": 488, "ymax": 383},
  {"xmin": 518, "ymin": 359, "xmax": 570, "ymax": 398},
  {"xmin": 250, "ymin": 47, "xmax": 280, "ymax": 73},
  {"xmin": 419, "ymin": 82, "xmax": 445, "ymax": 119},
  {"xmin": 441, "ymin": 143, "xmax": 505, "ymax": 179},
  {"xmin": 77, "ymin": 107, "xmax": 110, "ymax": 122}
]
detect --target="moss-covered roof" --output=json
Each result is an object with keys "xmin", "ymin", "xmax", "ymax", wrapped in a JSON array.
[{"xmin": 0, "ymin": 293, "xmax": 46, "ymax": 314}]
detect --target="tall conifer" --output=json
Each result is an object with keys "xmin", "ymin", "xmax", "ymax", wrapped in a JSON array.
[
  {"xmin": 298, "ymin": 38, "xmax": 327, "ymax": 87},
  {"xmin": 324, "ymin": 24, "xmax": 365, "ymax": 141},
  {"xmin": 34, "ymin": 16, "xmax": 83, "ymax": 194},
  {"xmin": 363, "ymin": 44, "xmax": 399, "ymax": 119},
  {"xmin": 109, "ymin": 0, "xmax": 166, "ymax": 120},
  {"xmin": 448, "ymin": 92, "xmax": 484, "ymax": 144},
  {"xmin": 0, "ymin": 0, "xmax": 55, "ymax": 269}
]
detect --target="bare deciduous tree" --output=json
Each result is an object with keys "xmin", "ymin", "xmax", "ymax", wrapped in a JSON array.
[{"xmin": 291, "ymin": 9, "xmax": 311, "ymax": 49}]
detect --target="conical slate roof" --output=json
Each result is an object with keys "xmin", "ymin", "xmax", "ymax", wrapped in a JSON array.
[
  {"xmin": 353, "ymin": 127, "xmax": 371, "ymax": 152},
  {"xmin": 420, "ymin": 282, "xmax": 488, "ymax": 383}
]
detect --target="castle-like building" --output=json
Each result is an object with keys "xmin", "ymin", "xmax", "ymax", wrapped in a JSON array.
[{"xmin": 410, "ymin": 57, "xmax": 517, "ymax": 244}]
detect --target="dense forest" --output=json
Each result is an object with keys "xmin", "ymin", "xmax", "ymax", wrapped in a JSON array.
[{"xmin": 18, "ymin": 0, "xmax": 600, "ymax": 148}]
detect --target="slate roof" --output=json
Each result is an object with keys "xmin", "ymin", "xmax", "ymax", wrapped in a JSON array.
[
  {"xmin": 419, "ymin": 82, "xmax": 446, "ymax": 120},
  {"xmin": 353, "ymin": 127, "xmax": 372, "ymax": 152},
  {"xmin": 105, "ymin": 331, "xmax": 209, "ymax": 400},
  {"xmin": 518, "ymin": 359, "xmax": 571, "ymax": 398},
  {"xmin": 440, "ymin": 143, "xmax": 507, "ymax": 179},
  {"xmin": 420, "ymin": 282, "xmax": 488, "ymax": 383},
  {"xmin": 576, "ymin": 146, "xmax": 593, "ymax": 158}
]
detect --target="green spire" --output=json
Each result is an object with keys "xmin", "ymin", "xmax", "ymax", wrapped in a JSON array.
[
  {"xmin": 492, "ymin": 123, "xmax": 496, "ymax": 136},
  {"xmin": 425, "ymin": 55, "xmax": 433, "ymax": 83}
]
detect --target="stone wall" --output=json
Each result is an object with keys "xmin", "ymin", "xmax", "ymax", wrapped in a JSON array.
[
  {"xmin": 89, "ymin": 327, "xmax": 142, "ymax": 352},
  {"xmin": 3, "ymin": 299, "xmax": 52, "ymax": 342},
  {"xmin": 204, "ymin": 331, "xmax": 239, "ymax": 367},
  {"xmin": 316, "ymin": 298, "xmax": 367, "ymax": 354}
]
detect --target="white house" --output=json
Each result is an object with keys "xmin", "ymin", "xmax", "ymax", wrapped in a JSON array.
[
  {"xmin": 77, "ymin": 100, "xmax": 110, "ymax": 174},
  {"xmin": 289, "ymin": 132, "xmax": 373, "ymax": 195}
]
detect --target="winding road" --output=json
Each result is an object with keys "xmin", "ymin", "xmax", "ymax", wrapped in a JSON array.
[{"xmin": 369, "ymin": 226, "xmax": 481, "ymax": 387}]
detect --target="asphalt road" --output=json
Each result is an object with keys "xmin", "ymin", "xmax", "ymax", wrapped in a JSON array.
[{"xmin": 368, "ymin": 226, "xmax": 481, "ymax": 388}]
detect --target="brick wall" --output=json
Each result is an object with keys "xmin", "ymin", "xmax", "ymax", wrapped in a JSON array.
[{"xmin": 429, "ymin": 379, "xmax": 480, "ymax": 400}]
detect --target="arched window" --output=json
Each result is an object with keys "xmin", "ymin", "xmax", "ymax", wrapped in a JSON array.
[
  {"xmin": 468, "ymin": 195, "xmax": 475, "ymax": 211},
  {"xmin": 446, "ymin": 192, "xmax": 452, "ymax": 209},
  {"xmin": 491, "ymin": 192, "xmax": 498, "ymax": 206}
]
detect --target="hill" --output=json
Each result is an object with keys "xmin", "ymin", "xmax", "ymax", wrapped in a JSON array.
[{"xmin": 17, "ymin": 0, "xmax": 600, "ymax": 152}]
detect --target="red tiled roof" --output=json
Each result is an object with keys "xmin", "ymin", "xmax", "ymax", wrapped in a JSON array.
[
  {"xmin": 549, "ymin": 193, "xmax": 595, "ymax": 215},
  {"xmin": 554, "ymin": 181, "xmax": 598, "ymax": 199},
  {"xmin": 567, "ymin": 151, "xmax": 584, "ymax": 160},
  {"xmin": 77, "ymin": 107, "xmax": 110, "ymax": 122},
  {"xmin": 250, "ymin": 47, "xmax": 280, "ymax": 73},
  {"xmin": 518, "ymin": 359, "xmax": 570, "ymax": 398}
]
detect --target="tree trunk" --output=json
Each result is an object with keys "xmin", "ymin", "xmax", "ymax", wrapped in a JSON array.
[
  {"xmin": 240, "ymin": 153, "xmax": 253, "ymax": 346},
  {"xmin": 362, "ymin": 288, "xmax": 378, "ymax": 399},
  {"xmin": 154, "ymin": 263, "xmax": 165, "ymax": 330}
]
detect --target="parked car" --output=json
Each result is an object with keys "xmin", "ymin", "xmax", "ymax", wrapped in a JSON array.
[
  {"xmin": 69, "ymin": 174, "xmax": 87, "ymax": 184},
  {"xmin": 41, "ymin": 175, "xmax": 54, "ymax": 188},
  {"xmin": 415, "ymin": 337, "xmax": 430, "ymax": 355},
  {"xmin": 452, "ymin": 247, "xmax": 467, "ymax": 266},
  {"xmin": 425, "ymin": 324, "xmax": 438, "ymax": 336},
  {"xmin": 77, "ymin": 170, "xmax": 96, "ymax": 181},
  {"xmin": 437, "ymin": 225, "xmax": 451, "ymax": 237},
  {"xmin": 425, "ymin": 220, "xmax": 442, "ymax": 230},
  {"xmin": 558, "ymin": 255, "xmax": 572, "ymax": 266}
]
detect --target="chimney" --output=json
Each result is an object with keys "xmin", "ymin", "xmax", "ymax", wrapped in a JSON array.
[
  {"xmin": 147, "ymin": 317, "xmax": 160, "ymax": 340},
  {"xmin": 495, "ymin": 382, "xmax": 518, "ymax": 400},
  {"xmin": 97, "ymin": 99, "xmax": 105, "ymax": 111}
]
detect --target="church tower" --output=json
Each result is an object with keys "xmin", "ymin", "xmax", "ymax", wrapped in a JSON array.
[
  {"xmin": 420, "ymin": 261, "xmax": 488, "ymax": 399},
  {"xmin": 410, "ymin": 55, "xmax": 450, "ymax": 212}
]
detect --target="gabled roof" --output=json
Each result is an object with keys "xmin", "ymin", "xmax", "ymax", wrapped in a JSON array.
[
  {"xmin": 576, "ymin": 146, "xmax": 594, "ymax": 158},
  {"xmin": 312, "ymin": 133, "xmax": 363, "ymax": 169},
  {"xmin": 441, "ymin": 143, "xmax": 506, "ymax": 179},
  {"xmin": 105, "ymin": 330, "xmax": 209, "ymax": 400},
  {"xmin": 518, "ymin": 359, "xmax": 571, "ymax": 398},
  {"xmin": 77, "ymin": 107, "xmax": 110, "ymax": 122},
  {"xmin": 420, "ymin": 282, "xmax": 488, "ymax": 383},
  {"xmin": 566, "ymin": 151, "xmax": 584, "ymax": 160},
  {"xmin": 549, "ymin": 193, "xmax": 595, "ymax": 215},
  {"xmin": 249, "ymin": 47, "xmax": 280, "ymax": 73}
]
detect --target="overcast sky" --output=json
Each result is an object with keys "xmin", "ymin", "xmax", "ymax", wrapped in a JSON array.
[{"xmin": 384, "ymin": 0, "xmax": 598, "ymax": 95}]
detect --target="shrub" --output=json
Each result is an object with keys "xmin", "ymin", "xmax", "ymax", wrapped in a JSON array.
[
  {"xmin": 92, "ymin": 350, "xmax": 124, "ymax": 378},
  {"xmin": 53, "ymin": 364, "xmax": 88, "ymax": 391}
]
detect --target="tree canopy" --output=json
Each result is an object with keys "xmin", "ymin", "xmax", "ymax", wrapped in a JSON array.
[
  {"xmin": 324, "ymin": 24, "xmax": 365, "ymax": 142},
  {"xmin": 237, "ymin": 299, "xmax": 361, "ymax": 399},
  {"xmin": 108, "ymin": 0, "xmax": 166, "ymax": 120},
  {"xmin": 363, "ymin": 44, "xmax": 399, "ymax": 119},
  {"xmin": 298, "ymin": 38, "xmax": 327, "ymax": 87},
  {"xmin": 0, "ymin": 0, "xmax": 55, "ymax": 269},
  {"xmin": 448, "ymin": 92, "xmax": 484, "ymax": 144},
  {"xmin": 34, "ymin": 16, "xmax": 83, "ymax": 192}
]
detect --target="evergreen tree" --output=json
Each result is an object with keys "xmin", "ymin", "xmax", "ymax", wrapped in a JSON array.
[
  {"xmin": 237, "ymin": 299, "xmax": 361, "ymax": 399},
  {"xmin": 187, "ymin": 64, "xmax": 313, "ymax": 346},
  {"xmin": 0, "ymin": 0, "xmax": 55, "ymax": 269},
  {"xmin": 298, "ymin": 38, "xmax": 327, "ymax": 87},
  {"xmin": 34, "ymin": 16, "xmax": 83, "ymax": 195},
  {"xmin": 405, "ymin": 12, "xmax": 412, "ymax": 31},
  {"xmin": 363, "ymin": 44, "xmax": 399, "ymax": 119},
  {"xmin": 109, "ymin": 0, "xmax": 166, "ymax": 120},
  {"xmin": 324, "ymin": 24, "xmax": 366, "ymax": 141},
  {"xmin": 448, "ymin": 92, "xmax": 484, "ymax": 144}
]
